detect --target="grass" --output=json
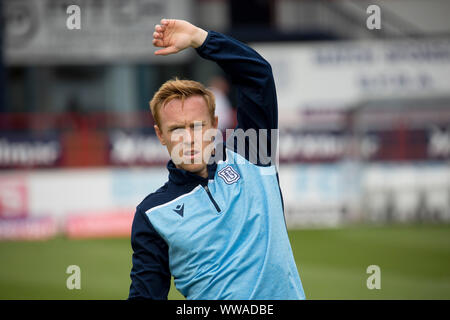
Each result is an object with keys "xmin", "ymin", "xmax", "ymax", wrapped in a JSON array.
[{"xmin": 0, "ymin": 224, "xmax": 449, "ymax": 299}]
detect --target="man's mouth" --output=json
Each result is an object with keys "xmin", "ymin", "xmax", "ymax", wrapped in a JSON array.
[
  {"xmin": 181, "ymin": 150, "xmax": 201, "ymax": 164},
  {"xmin": 183, "ymin": 150, "xmax": 199, "ymax": 156},
  {"xmin": 182, "ymin": 150, "xmax": 201, "ymax": 163}
]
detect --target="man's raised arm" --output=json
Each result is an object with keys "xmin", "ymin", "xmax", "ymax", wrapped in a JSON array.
[{"xmin": 153, "ymin": 19, "xmax": 278, "ymax": 164}]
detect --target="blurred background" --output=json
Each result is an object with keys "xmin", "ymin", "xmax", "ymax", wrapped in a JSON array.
[{"xmin": 0, "ymin": 0, "xmax": 449, "ymax": 299}]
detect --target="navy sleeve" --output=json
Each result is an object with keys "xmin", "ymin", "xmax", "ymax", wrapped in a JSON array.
[
  {"xmin": 128, "ymin": 206, "xmax": 171, "ymax": 300},
  {"xmin": 196, "ymin": 31, "xmax": 278, "ymax": 165}
]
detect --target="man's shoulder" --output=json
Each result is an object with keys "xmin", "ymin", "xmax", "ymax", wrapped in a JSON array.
[{"xmin": 137, "ymin": 182, "xmax": 172, "ymax": 214}]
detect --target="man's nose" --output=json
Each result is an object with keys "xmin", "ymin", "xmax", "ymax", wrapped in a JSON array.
[{"xmin": 181, "ymin": 127, "xmax": 195, "ymax": 145}]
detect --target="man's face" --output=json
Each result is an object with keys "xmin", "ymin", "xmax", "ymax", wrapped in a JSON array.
[{"xmin": 154, "ymin": 95, "xmax": 218, "ymax": 178}]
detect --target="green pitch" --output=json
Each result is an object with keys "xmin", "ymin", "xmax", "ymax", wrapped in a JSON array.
[{"xmin": 0, "ymin": 224, "xmax": 449, "ymax": 299}]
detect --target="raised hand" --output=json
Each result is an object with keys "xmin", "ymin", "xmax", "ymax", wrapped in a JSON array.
[{"xmin": 152, "ymin": 19, "xmax": 208, "ymax": 56}]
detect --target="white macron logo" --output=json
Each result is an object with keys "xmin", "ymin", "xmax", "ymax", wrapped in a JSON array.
[{"xmin": 218, "ymin": 166, "xmax": 240, "ymax": 184}]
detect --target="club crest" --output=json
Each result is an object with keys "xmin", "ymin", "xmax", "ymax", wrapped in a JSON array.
[{"xmin": 218, "ymin": 166, "xmax": 240, "ymax": 184}]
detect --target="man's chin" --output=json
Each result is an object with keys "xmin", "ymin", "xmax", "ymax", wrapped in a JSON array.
[{"xmin": 177, "ymin": 162, "xmax": 207, "ymax": 175}]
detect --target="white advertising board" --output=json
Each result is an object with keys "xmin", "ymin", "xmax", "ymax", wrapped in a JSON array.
[
  {"xmin": 253, "ymin": 38, "xmax": 450, "ymax": 126},
  {"xmin": 0, "ymin": 164, "xmax": 449, "ymax": 231}
]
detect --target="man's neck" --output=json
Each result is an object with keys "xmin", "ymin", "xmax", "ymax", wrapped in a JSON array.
[
  {"xmin": 175, "ymin": 164, "xmax": 209, "ymax": 179},
  {"xmin": 197, "ymin": 167, "xmax": 209, "ymax": 179}
]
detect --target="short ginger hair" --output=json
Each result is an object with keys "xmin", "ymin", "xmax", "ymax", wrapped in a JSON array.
[{"xmin": 150, "ymin": 78, "xmax": 216, "ymax": 128}]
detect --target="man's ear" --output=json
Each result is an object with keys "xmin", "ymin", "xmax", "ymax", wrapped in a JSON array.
[
  {"xmin": 154, "ymin": 125, "xmax": 166, "ymax": 145},
  {"xmin": 213, "ymin": 116, "xmax": 219, "ymax": 129}
]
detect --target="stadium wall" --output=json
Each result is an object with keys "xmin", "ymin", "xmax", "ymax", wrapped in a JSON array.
[{"xmin": 1, "ymin": 163, "xmax": 449, "ymax": 240}]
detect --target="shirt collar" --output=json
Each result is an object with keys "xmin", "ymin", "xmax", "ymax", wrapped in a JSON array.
[{"xmin": 167, "ymin": 160, "xmax": 217, "ymax": 186}]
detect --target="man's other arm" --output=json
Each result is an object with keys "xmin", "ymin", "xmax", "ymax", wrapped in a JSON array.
[
  {"xmin": 128, "ymin": 207, "xmax": 171, "ymax": 300},
  {"xmin": 195, "ymin": 31, "xmax": 278, "ymax": 164}
]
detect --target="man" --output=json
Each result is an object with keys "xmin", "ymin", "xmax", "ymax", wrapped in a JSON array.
[{"xmin": 129, "ymin": 19, "xmax": 305, "ymax": 300}]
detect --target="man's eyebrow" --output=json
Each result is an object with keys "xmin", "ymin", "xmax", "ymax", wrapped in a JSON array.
[{"xmin": 167, "ymin": 123, "xmax": 185, "ymax": 130}]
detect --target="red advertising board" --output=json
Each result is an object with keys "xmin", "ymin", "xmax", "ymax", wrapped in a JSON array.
[
  {"xmin": 65, "ymin": 209, "xmax": 134, "ymax": 239},
  {"xmin": 0, "ymin": 217, "xmax": 57, "ymax": 240}
]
